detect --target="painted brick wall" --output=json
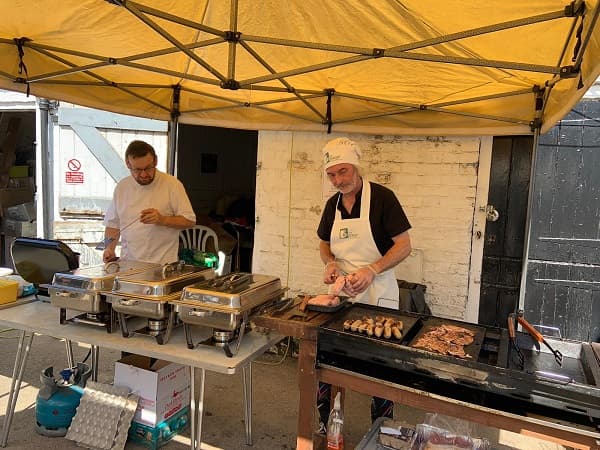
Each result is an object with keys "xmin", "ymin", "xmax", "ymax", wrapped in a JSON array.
[{"xmin": 253, "ymin": 131, "xmax": 481, "ymax": 320}]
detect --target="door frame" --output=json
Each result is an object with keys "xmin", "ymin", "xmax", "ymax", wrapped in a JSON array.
[{"xmin": 465, "ymin": 136, "xmax": 493, "ymax": 323}]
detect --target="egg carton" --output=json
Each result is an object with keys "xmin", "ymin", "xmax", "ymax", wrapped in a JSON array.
[{"xmin": 65, "ymin": 381, "xmax": 139, "ymax": 450}]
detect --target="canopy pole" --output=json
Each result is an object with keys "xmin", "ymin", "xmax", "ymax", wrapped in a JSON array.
[
  {"xmin": 37, "ymin": 98, "xmax": 56, "ymax": 239},
  {"xmin": 325, "ymin": 89, "xmax": 334, "ymax": 133},
  {"xmin": 167, "ymin": 120, "xmax": 178, "ymax": 176},
  {"xmin": 517, "ymin": 126, "xmax": 542, "ymax": 312},
  {"xmin": 167, "ymin": 85, "xmax": 181, "ymax": 176}
]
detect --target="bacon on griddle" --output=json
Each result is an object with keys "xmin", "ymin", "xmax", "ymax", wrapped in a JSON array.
[{"xmin": 412, "ymin": 324, "xmax": 475, "ymax": 358}]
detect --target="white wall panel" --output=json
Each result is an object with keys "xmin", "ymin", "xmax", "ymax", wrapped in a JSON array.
[{"xmin": 254, "ymin": 131, "xmax": 482, "ymax": 320}]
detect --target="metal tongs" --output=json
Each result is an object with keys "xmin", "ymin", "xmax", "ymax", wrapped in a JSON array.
[
  {"xmin": 507, "ymin": 312, "xmax": 524, "ymax": 369},
  {"xmin": 207, "ymin": 273, "xmax": 251, "ymax": 290},
  {"xmin": 517, "ymin": 311, "xmax": 563, "ymax": 367},
  {"xmin": 161, "ymin": 261, "xmax": 185, "ymax": 278}
]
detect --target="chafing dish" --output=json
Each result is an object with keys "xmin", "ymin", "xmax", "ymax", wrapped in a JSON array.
[
  {"xmin": 104, "ymin": 261, "xmax": 215, "ymax": 344},
  {"xmin": 48, "ymin": 260, "xmax": 158, "ymax": 332},
  {"xmin": 174, "ymin": 272, "xmax": 285, "ymax": 357}
]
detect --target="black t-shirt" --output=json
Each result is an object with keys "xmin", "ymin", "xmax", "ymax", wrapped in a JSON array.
[{"xmin": 317, "ymin": 181, "xmax": 411, "ymax": 256}]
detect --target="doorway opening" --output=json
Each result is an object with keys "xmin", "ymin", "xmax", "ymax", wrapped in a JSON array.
[{"xmin": 177, "ymin": 124, "xmax": 258, "ymax": 272}]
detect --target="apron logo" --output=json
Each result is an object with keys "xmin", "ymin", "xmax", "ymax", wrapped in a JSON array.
[{"xmin": 339, "ymin": 228, "xmax": 349, "ymax": 239}]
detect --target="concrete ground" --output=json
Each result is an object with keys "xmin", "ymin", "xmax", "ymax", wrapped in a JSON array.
[{"xmin": 0, "ymin": 328, "xmax": 568, "ymax": 450}]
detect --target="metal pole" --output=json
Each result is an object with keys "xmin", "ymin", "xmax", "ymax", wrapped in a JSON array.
[
  {"xmin": 38, "ymin": 98, "xmax": 54, "ymax": 239},
  {"xmin": 39, "ymin": 99, "xmax": 58, "ymax": 238},
  {"xmin": 518, "ymin": 129, "xmax": 541, "ymax": 310},
  {"xmin": 167, "ymin": 118, "xmax": 178, "ymax": 176}
]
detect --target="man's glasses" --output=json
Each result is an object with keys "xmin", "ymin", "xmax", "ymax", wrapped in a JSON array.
[{"xmin": 130, "ymin": 166, "xmax": 156, "ymax": 175}]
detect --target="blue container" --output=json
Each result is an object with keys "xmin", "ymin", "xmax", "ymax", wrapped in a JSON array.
[{"xmin": 35, "ymin": 363, "xmax": 90, "ymax": 437}]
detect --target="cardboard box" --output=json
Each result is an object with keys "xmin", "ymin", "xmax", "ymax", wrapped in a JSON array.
[
  {"xmin": 0, "ymin": 279, "xmax": 18, "ymax": 304},
  {"xmin": 0, "ymin": 187, "xmax": 34, "ymax": 209},
  {"xmin": 128, "ymin": 406, "xmax": 189, "ymax": 450},
  {"xmin": 8, "ymin": 166, "xmax": 29, "ymax": 178},
  {"xmin": 114, "ymin": 355, "xmax": 191, "ymax": 426},
  {"xmin": 5, "ymin": 202, "xmax": 35, "ymax": 221},
  {"xmin": 2, "ymin": 219, "xmax": 36, "ymax": 237}
]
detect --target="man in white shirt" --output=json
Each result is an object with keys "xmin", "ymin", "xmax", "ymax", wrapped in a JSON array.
[{"xmin": 102, "ymin": 140, "xmax": 196, "ymax": 264}]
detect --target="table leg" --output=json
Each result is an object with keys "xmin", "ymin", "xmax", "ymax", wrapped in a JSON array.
[
  {"xmin": 190, "ymin": 366, "xmax": 196, "ymax": 450},
  {"xmin": 195, "ymin": 368, "xmax": 206, "ymax": 450},
  {"xmin": 64, "ymin": 339, "xmax": 74, "ymax": 368},
  {"xmin": 90, "ymin": 345, "xmax": 99, "ymax": 381},
  {"xmin": 0, "ymin": 331, "xmax": 34, "ymax": 447},
  {"xmin": 242, "ymin": 363, "xmax": 252, "ymax": 445},
  {"xmin": 296, "ymin": 338, "xmax": 317, "ymax": 450}
]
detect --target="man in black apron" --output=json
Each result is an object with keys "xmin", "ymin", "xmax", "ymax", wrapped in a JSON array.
[{"xmin": 316, "ymin": 137, "xmax": 412, "ymax": 432}]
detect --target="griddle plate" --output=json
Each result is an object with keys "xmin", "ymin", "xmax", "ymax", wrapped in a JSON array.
[
  {"xmin": 320, "ymin": 304, "xmax": 421, "ymax": 346},
  {"xmin": 408, "ymin": 317, "xmax": 486, "ymax": 360}
]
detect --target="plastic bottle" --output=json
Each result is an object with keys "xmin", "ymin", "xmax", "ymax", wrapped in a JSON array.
[{"xmin": 326, "ymin": 391, "xmax": 344, "ymax": 450}]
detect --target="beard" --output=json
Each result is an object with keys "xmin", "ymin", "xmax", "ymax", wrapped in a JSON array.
[
  {"xmin": 337, "ymin": 180, "xmax": 357, "ymax": 194},
  {"xmin": 135, "ymin": 174, "xmax": 154, "ymax": 186},
  {"xmin": 336, "ymin": 174, "xmax": 360, "ymax": 195}
]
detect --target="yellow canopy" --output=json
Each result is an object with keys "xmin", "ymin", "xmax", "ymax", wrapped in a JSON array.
[{"xmin": 2, "ymin": 0, "xmax": 599, "ymax": 135}]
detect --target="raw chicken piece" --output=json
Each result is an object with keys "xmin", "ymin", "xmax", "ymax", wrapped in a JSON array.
[
  {"xmin": 307, "ymin": 294, "xmax": 341, "ymax": 307},
  {"xmin": 331, "ymin": 275, "xmax": 346, "ymax": 296}
]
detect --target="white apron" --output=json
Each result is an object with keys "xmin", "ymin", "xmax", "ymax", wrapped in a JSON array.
[{"xmin": 330, "ymin": 180, "xmax": 399, "ymax": 307}]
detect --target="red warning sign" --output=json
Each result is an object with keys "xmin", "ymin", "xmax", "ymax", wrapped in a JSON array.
[
  {"xmin": 66, "ymin": 171, "xmax": 84, "ymax": 184},
  {"xmin": 67, "ymin": 159, "xmax": 82, "ymax": 171}
]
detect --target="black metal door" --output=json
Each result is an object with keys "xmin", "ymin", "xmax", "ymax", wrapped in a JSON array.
[
  {"xmin": 524, "ymin": 102, "xmax": 600, "ymax": 342},
  {"xmin": 479, "ymin": 136, "xmax": 533, "ymax": 327}
]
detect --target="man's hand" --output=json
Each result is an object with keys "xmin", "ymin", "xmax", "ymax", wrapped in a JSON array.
[
  {"xmin": 344, "ymin": 267, "xmax": 376, "ymax": 295},
  {"xmin": 323, "ymin": 262, "xmax": 341, "ymax": 284},
  {"xmin": 103, "ymin": 248, "xmax": 117, "ymax": 263},
  {"xmin": 140, "ymin": 208, "xmax": 163, "ymax": 225}
]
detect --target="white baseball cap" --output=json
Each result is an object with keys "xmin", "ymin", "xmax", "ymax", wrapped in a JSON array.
[{"xmin": 322, "ymin": 137, "xmax": 362, "ymax": 171}]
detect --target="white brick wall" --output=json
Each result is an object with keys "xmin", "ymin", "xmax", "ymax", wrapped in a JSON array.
[{"xmin": 253, "ymin": 131, "xmax": 481, "ymax": 320}]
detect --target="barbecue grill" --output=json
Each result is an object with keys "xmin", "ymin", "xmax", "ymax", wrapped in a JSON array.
[
  {"xmin": 103, "ymin": 261, "xmax": 215, "ymax": 344},
  {"xmin": 174, "ymin": 272, "xmax": 285, "ymax": 357},
  {"xmin": 47, "ymin": 260, "xmax": 158, "ymax": 332},
  {"xmin": 317, "ymin": 304, "xmax": 600, "ymax": 429}
]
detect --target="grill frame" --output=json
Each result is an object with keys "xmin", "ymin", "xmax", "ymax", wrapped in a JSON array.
[{"xmin": 317, "ymin": 304, "xmax": 600, "ymax": 426}]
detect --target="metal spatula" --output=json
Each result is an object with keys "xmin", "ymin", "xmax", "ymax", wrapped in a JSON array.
[{"xmin": 95, "ymin": 217, "xmax": 139, "ymax": 250}]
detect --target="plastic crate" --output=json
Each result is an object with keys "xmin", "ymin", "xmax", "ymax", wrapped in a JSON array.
[{"xmin": 128, "ymin": 406, "xmax": 189, "ymax": 450}]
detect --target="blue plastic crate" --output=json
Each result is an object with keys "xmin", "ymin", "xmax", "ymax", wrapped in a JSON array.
[{"xmin": 128, "ymin": 407, "xmax": 189, "ymax": 450}]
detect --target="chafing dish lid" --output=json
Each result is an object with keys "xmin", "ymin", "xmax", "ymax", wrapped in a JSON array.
[
  {"xmin": 110, "ymin": 262, "xmax": 215, "ymax": 297},
  {"xmin": 51, "ymin": 260, "xmax": 159, "ymax": 291},
  {"xmin": 178, "ymin": 272, "xmax": 282, "ymax": 309}
]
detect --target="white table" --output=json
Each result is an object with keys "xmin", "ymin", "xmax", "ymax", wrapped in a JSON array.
[{"xmin": 0, "ymin": 300, "xmax": 283, "ymax": 449}]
